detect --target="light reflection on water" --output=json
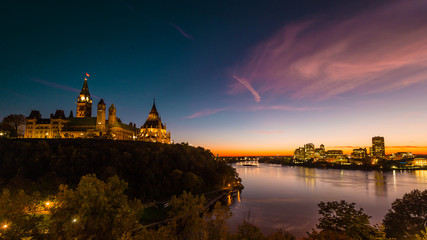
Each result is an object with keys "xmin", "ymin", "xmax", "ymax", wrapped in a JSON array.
[{"xmin": 227, "ymin": 163, "xmax": 427, "ymax": 238}]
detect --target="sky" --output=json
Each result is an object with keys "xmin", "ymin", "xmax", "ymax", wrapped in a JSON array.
[{"xmin": 1, "ymin": 0, "xmax": 427, "ymax": 156}]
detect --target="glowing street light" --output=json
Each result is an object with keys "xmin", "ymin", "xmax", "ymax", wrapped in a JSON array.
[
  {"xmin": 72, "ymin": 218, "xmax": 77, "ymax": 223},
  {"xmin": 2, "ymin": 224, "xmax": 7, "ymax": 229}
]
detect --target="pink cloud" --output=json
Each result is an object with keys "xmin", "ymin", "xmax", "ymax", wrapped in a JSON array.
[
  {"xmin": 233, "ymin": 75, "xmax": 261, "ymax": 102},
  {"xmin": 248, "ymin": 130, "xmax": 284, "ymax": 135},
  {"xmin": 251, "ymin": 105, "xmax": 320, "ymax": 112},
  {"xmin": 184, "ymin": 107, "xmax": 230, "ymax": 119},
  {"xmin": 234, "ymin": 1, "xmax": 427, "ymax": 100},
  {"xmin": 170, "ymin": 23, "xmax": 194, "ymax": 39}
]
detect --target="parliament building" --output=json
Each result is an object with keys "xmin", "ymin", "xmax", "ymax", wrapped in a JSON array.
[{"xmin": 24, "ymin": 76, "xmax": 171, "ymax": 143}]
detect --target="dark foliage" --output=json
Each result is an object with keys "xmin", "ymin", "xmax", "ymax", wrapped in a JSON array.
[
  {"xmin": 383, "ymin": 189, "xmax": 427, "ymax": 239},
  {"xmin": 308, "ymin": 200, "xmax": 378, "ymax": 240},
  {"xmin": 1, "ymin": 114, "xmax": 25, "ymax": 137},
  {"xmin": 0, "ymin": 139, "xmax": 239, "ymax": 200}
]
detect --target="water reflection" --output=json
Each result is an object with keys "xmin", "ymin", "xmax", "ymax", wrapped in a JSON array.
[
  {"xmin": 297, "ymin": 167, "xmax": 316, "ymax": 190},
  {"xmin": 228, "ymin": 163, "xmax": 427, "ymax": 238},
  {"xmin": 415, "ymin": 170, "xmax": 427, "ymax": 184},
  {"xmin": 374, "ymin": 172, "xmax": 387, "ymax": 197}
]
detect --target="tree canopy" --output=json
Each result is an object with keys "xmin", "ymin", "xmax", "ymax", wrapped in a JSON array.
[
  {"xmin": 306, "ymin": 200, "xmax": 379, "ymax": 240},
  {"xmin": 383, "ymin": 189, "xmax": 427, "ymax": 239},
  {"xmin": 1, "ymin": 114, "xmax": 25, "ymax": 137},
  {"xmin": 0, "ymin": 139, "xmax": 240, "ymax": 200}
]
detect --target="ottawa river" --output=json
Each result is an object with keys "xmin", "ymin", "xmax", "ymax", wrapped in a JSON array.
[{"xmin": 227, "ymin": 162, "xmax": 427, "ymax": 238}]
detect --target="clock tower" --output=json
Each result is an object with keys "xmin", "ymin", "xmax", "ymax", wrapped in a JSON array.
[{"xmin": 76, "ymin": 75, "xmax": 92, "ymax": 118}]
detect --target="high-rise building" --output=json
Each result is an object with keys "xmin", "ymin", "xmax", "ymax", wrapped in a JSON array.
[
  {"xmin": 314, "ymin": 144, "xmax": 325, "ymax": 160},
  {"xmin": 372, "ymin": 136, "xmax": 385, "ymax": 158},
  {"xmin": 294, "ymin": 147, "xmax": 305, "ymax": 160},
  {"xmin": 304, "ymin": 143, "xmax": 315, "ymax": 159}
]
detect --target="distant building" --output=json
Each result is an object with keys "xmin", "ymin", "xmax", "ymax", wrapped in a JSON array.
[
  {"xmin": 294, "ymin": 147, "xmax": 305, "ymax": 160},
  {"xmin": 325, "ymin": 150, "xmax": 343, "ymax": 159},
  {"xmin": 372, "ymin": 136, "xmax": 385, "ymax": 158},
  {"xmin": 24, "ymin": 75, "xmax": 171, "ymax": 143},
  {"xmin": 391, "ymin": 152, "xmax": 414, "ymax": 160},
  {"xmin": 412, "ymin": 158, "xmax": 427, "ymax": 167},
  {"xmin": 304, "ymin": 143, "xmax": 315, "ymax": 159},
  {"xmin": 314, "ymin": 144, "xmax": 325, "ymax": 160},
  {"xmin": 352, "ymin": 148, "xmax": 367, "ymax": 159}
]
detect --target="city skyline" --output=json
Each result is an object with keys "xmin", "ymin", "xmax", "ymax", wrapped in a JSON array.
[{"xmin": 2, "ymin": 0, "xmax": 427, "ymax": 156}]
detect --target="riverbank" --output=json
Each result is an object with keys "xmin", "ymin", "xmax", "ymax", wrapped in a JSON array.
[{"xmin": 256, "ymin": 157, "xmax": 427, "ymax": 172}]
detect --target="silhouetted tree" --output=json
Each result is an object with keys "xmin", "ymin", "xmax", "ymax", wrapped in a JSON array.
[
  {"xmin": 1, "ymin": 114, "xmax": 25, "ymax": 137},
  {"xmin": 307, "ymin": 200, "xmax": 378, "ymax": 240},
  {"xmin": 383, "ymin": 189, "xmax": 427, "ymax": 239}
]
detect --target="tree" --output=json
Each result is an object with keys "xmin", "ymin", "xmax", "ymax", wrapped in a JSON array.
[
  {"xmin": 167, "ymin": 191, "xmax": 207, "ymax": 240},
  {"xmin": 49, "ymin": 174, "xmax": 143, "ymax": 240},
  {"xmin": 416, "ymin": 227, "xmax": 427, "ymax": 240},
  {"xmin": 308, "ymin": 200, "xmax": 378, "ymax": 240},
  {"xmin": 2, "ymin": 114, "xmax": 26, "ymax": 137},
  {"xmin": 236, "ymin": 220, "xmax": 266, "ymax": 240},
  {"xmin": 205, "ymin": 202, "xmax": 232, "ymax": 240},
  {"xmin": 0, "ymin": 189, "xmax": 46, "ymax": 239},
  {"xmin": 383, "ymin": 189, "xmax": 427, "ymax": 239},
  {"xmin": 268, "ymin": 228, "xmax": 296, "ymax": 240}
]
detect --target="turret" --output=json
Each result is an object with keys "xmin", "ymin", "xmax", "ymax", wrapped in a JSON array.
[
  {"xmin": 148, "ymin": 99, "xmax": 159, "ymax": 120},
  {"xmin": 108, "ymin": 104, "xmax": 116, "ymax": 126},
  {"xmin": 76, "ymin": 74, "xmax": 92, "ymax": 118},
  {"xmin": 96, "ymin": 99, "xmax": 106, "ymax": 131}
]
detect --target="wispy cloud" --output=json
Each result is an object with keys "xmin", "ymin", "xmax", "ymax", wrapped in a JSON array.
[
  {"xmin": 184, "ymin": 107, "xmax": 230, "ymax": 119},
  {"xmin": 250, "ymin": 104, "xmax": 321, "ymax": 112},
  {"xmin": 170, "ymin": 23, "xmax": 194, "ymax": 39},
  {"xmin": 234, "ymin": 1, "xmax": 427, "ymax": 100},
  {"xmin": 247, "ymin": 130, "xmax": 284, "ymax": 135},
  {"xmin": 32, "ymin": 78, "xmax": 101, "ymax": 99},
  {"xmin": 233, "ymin": 75, "xmax": 261, "ymax": 103}
]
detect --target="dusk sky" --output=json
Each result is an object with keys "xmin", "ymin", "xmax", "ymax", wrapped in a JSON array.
[{"xmin": 2, "ymin": 0, "xmax": 427, "ymax": 156}]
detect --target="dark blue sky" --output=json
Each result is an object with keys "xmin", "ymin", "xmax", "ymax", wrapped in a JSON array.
[{"xmin": 2, "ymin": 0, "xmax": 427, "ymax": 155}]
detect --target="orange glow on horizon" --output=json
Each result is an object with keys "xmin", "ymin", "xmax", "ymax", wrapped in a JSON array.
[{"xmin": 210, "ymin": 146, "xmax": 427, "ymax": 157}]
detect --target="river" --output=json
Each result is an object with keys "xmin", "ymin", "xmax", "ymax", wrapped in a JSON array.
[{"xmin": 227, "ymin": 163, "xmax": 427, "ymax": 238}]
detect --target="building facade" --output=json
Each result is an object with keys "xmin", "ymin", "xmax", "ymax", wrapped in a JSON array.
[
  {"xmin": 24, "ymin": 75, "xmax": 171, "ymax": 143},
  {"xmin": 372, "ymin": 136, "xmax": 385, "ymax": 158}
]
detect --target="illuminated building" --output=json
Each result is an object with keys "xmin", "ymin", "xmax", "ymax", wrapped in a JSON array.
[
  {"xmin": 314, "ymin": 144, "xmax": 325, "ymax": 160},
  {"xmin": 391, "ymin": 152, "xmax": 414, "ymax": 160},
  {"xmin": 24, "ymin": 75, "xmax": 171, "ymax": 142},
  {"xmin": 412, "ymin": 158, "xmax": 427, "ymax": 167},
  {"xmin": 372, "ymin": 136, "xmax": 385, "ymax": 158},
  {"xmin": 304, "ymin": 143, "xmax": 315, "ymax": 159},
  {"xmin": 294, "ymin": 147, "xmax": 305, "ymax": 160},
  {"xmin": 352, "ymin": 148, "xmax": 367, "ymax": 159},
  {"xmin": 76, "ymin": 76, "xmax": 92, "ymax": 118},
  {"xmin": 138, "ymin": 100, "xmax": 171, "ymax": 143},
  {"xmin": 325, "ymin": 150, "xmax": 346, "ymax": 162}
]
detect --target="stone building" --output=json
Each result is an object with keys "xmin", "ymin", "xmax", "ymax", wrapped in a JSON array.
[
  {"xmin": 24, "ymin": 75, "xmax": 170, "ymax": 143},
  {"xmin": 138, "ymin": 100, "xmax": 171, "ymax": 144}
]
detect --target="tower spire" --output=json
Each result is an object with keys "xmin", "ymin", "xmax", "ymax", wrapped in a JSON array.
[{"xmin": 76, "ymin": 73, "xmax": 92, "ymax": 118}]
